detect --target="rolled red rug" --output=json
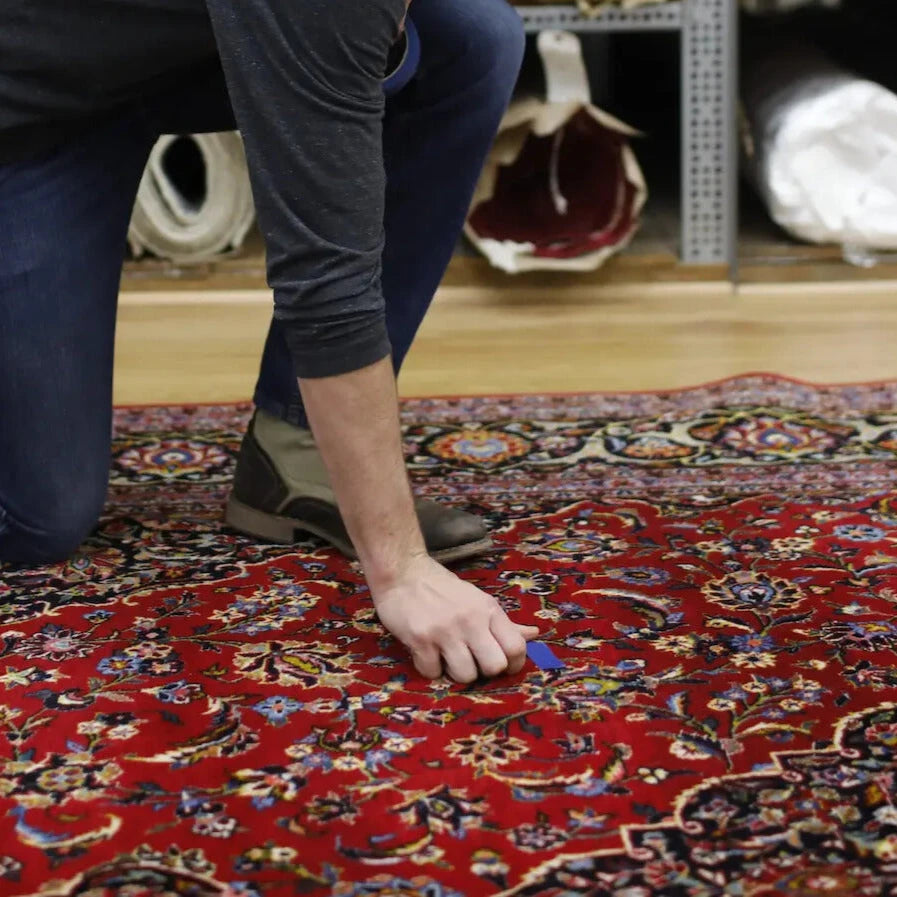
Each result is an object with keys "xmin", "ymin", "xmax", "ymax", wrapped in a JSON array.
[{"xmin": 466, "ymin": 30, "xmax": 646, "ymax": 273}]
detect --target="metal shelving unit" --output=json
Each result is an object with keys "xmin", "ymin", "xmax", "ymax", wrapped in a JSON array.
[
  {"xmin": 516, "ymin": 2, "xmax": 683, "ymax": 31},
  {"xmin": 514, "ymin": 1, "xmax": 738, "ymax": 274}
]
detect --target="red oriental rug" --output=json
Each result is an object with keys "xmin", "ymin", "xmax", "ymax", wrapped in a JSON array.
[{"xmin": 3, "ymin": 375, "xmax": 897, "ymax": 897}]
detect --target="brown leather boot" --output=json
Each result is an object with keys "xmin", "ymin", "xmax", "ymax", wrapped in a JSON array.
[{"xmin": 225, "ymin": 410, "xmax": 493, "ymax": 563}]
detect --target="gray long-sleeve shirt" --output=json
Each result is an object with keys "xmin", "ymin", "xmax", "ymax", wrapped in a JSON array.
[{"xmin": 0, "ymin": 0, "xmax": 408, "ymax": 378}]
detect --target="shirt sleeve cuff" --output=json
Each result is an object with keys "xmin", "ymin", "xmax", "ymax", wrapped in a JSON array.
[{"xmin": 280, "ymin": 314, "xmax": 393, "ymax": 380}]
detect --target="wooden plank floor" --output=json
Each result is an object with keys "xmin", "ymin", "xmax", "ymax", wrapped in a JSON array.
[{"xmin": 115, "ymin": 280, "xmax": 897, "ymax": 405}]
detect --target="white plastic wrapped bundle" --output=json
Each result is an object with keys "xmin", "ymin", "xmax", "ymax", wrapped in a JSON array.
[
  {"xmin": 128, "ymin": 131, "xmax": 256, "ymax": 263},
  {"xmin": 743, "ymin": 42, "xmax": 897, "ymax": 250}
]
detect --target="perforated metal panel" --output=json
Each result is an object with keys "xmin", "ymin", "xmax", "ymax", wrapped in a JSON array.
[
  {"xmin": 516, "ymin": 3, "xmax": 682, "ymax": 31},
  {"xmin": 681, "ymin": 0, "xmax": 737, "ymax": 268},
  {"xmin": 515, "ymin": 1, "xmax": 738, "ymax": 273}
]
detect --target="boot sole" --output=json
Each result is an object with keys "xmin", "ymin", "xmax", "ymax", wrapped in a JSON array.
[{"xmin": 225, "ymin": 495, "xmax": 495, "ymax": 564}]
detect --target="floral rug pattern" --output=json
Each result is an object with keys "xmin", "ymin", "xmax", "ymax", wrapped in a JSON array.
[{"xmin": 2, "ymin": 376, "xmax": 897, "ymax": 895}]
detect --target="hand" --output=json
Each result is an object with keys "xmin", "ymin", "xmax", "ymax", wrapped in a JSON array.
[{"xmin": 371, "ymin": 555, "xmax": 540, "ymax": 682}]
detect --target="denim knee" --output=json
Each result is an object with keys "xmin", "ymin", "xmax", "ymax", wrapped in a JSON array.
[
  {"xmin": 0, "ymin": 482, "xmax": 106, "ymax": 565},
  {"xmin": 467, "ymin": 0, "xmax": 526, "ymax": 95}
]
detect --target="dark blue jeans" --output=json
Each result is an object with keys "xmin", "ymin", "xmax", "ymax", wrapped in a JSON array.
[{"xmin": 0, "ymin": 0, "xmax": 524, "ymax": 564}]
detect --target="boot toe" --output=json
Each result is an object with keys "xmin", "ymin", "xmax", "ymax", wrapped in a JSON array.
[{"xmin": 415, "ymin": 500, "xmax": 489, "ymax": 553}]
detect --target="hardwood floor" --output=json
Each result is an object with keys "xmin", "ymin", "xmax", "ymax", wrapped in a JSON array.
[{"xmin": 114, "ymin": 279, "xmax": 897, "ymax": 405}]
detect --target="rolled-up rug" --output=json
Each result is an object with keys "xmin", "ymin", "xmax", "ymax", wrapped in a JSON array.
[
  {"xmin": 465, "ymin": 30, "xmax": 646, "ymax": 273},
  {"xmin": 128, "ymin": 131, "xmax": 256, "ymax": 263},
  {"xmin": 742, "ymin": 40, "xmax": 897, "ymax": 250}
]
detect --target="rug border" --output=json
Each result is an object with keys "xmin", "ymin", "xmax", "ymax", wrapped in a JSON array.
[{"xmin": 114, "ymin": 370, "xmax": 897, "ymax": 412}]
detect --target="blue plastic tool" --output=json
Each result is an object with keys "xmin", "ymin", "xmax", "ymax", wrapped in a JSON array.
[
  {"xmin": 384, "ymin": 18, "xmax": 421, "ymax": 97},
  {"xmin": 527, "ymin": 642, "xmax": 565, "ymax": 671}
]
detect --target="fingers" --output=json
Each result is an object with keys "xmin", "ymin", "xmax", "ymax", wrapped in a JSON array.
[
  {"xmin": 420, "ymin": 622, "xmax": 541, "ymax": 683},
  {"xmin": 490, "ymin": 613, "xmax": 531, "ymax": 676},
  {"xmin": 411, "ymin": 643, "xmax": 443, "ymax": 680},
  {"xmin": 450, "ymin": 616, "xmax": 541, "ymax": 682},
  {"xmin": 467, "ymin": 628, "xmax": 513, "ymax": 679},
  {"xmin": 441, "ymin": 643, "xmax": 479, "ymax": 684}
]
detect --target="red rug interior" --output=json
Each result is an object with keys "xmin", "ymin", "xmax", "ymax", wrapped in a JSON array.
[
  {"xmin": 2, "ymin": 377, "xmax": 897, "ymax": 896},
  {"xmin": 467, "ymin": 109, "xmax": 639, "ymax": 259}
]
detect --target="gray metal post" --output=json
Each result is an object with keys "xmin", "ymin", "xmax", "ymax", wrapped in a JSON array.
[
  {"xmin": 515, "ymin": 2, "xmax": 738, "ymax": 276},
  {"xmin": 680, "ymin": 0, "xmax": 738, "ymax": 272}
]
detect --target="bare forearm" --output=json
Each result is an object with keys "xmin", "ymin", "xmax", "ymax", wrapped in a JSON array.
[
  {"xmin": 298, "ymin": 357, "xmax": 426, "ymax": 588},
  {"xmin": 299, "ymin": 356, "xmax": 538, "ymax": 682}
]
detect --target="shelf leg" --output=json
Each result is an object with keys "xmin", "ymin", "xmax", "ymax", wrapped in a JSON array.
[{"xmin": 680, "ymin": 0, "xmax": 738, "ymax": 278}]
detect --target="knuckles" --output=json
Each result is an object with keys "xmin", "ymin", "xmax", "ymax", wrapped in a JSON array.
[
  {"xmin": 407, "ymin": 611, "xmax": 480, "ymax": 647},
  {"xmin": 479, "ymin": 659, "xmax": 509, "ymax": 678}
]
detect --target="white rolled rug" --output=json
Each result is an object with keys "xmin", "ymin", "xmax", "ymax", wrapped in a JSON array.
[
  {"xmin": 742, "ymin": 43, "xmax": 897, "ymax": 250},
  {"xmin": 128, "ymin": 131, "xmax": 256, "ymax": 263}
]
